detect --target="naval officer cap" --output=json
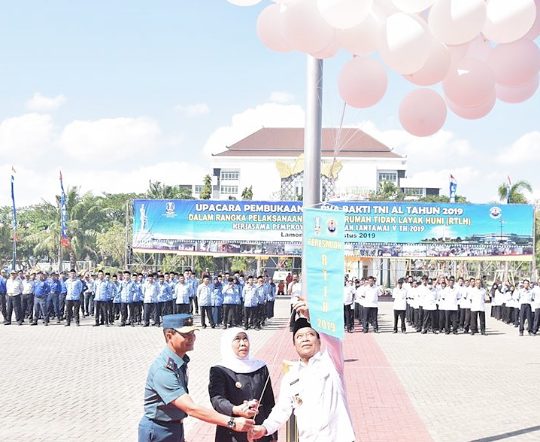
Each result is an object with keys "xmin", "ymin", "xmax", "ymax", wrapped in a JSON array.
[{"xmin": 162, "ymin": 314, "xmax": 199, "ymax": 333}]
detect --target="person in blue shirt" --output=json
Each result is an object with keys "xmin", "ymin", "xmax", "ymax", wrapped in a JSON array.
[
  {"xmin": 0, "ymin": 269, "xmax": 7, "ymax": 322},
  {"xmin": 58, "ymin": 272, "xmax": 68, "ymax": 321},
  {"xmin": 47, "ymin": 272, "xmax": 61, "ymax": 323},
  {"xmin": 120, "ymin": 271, "xmax": 137, "ymax": 327},
  {"xmin": 93, "ymin": 269, "xmax": 111, "ymax": 327},
  {"xmin": 65, "ymin": 269, "xmax": 83, "ymax": 326},
  {"xmin": 111, "ymin": 274, "xmax": 122, "ymax": 323},
  {"xmin": 31, "ymin": 271, "xmax": 51, "ymax": 326},
  {"xmin": 156, "ymin": 274, "xmax": 172, "ymax": 327},
  {"xmin": 197, "ymin": 275, "xmax": 215, "ymax": 329},
  {"xmin": 211, "ymin": 276, "xmax": 223, "ymax": 327},
  {"xmin": 138, "ymin": 314, "xmax": 254, "ymax": 442},
  {"xmin": 222, "ymin": 277, "xmax": 240, "ymax": 329},
  {"xmin": 174, "ymin": 274, "xmax": 192, "ymax": 315},
  {"xmin": 243, "ymin": 277, "xmax": 258, "ymax": 330},
  {"xmin": 267, "ymin": 278, "xmax": 277, "ymax": 320}
]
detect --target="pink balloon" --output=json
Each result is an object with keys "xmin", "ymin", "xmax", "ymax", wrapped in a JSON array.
[
  {"xmin": 488, "ymin": 39, "xmax": 540, "ymax": 88},
  {"xmin": 442, "ymin": 59, "xmax": 495, "ymax": 107},
  {"xmin": 338, "ymin": 57, "xmax": 388, "ymax": 108},
  {"xmin": 281, "ymin": 0, "xmax": 335, "ymax": 54},
  {"xmin": 404, "ymin": 40, "xmax": 451, "ymax": 86},
  {"xmin": 336, "ymin": 12, "xmax": 380, "ymax": 55},
  {"xmin": 496, "ymin": 75, "xmax": 540, "ymax": 103},
  {"xmin": 447, "ymin": 42, "xmax": 470, "ymax": 68},
  {"xmin": 257, "ymin": 5, "xmax": 292, "ymax": 53},
  {"xmin": 399, "ymin": 89, "xmax": 447, "ymax": 137},
  {"xmin": 466, "ymin": 35, "xmax": 493, "ymax": 62},
  {"xmin": 524, "ymin": 0, "xmax": 540, "ymax": 39},
  {"xmin": 446, "ymin": 90, "xmax": 496, "ymax": 119},
  {"xmin": 310, "ymin": 34, "xmax": 341, "ymax": 59},
  {"xmin": 428, "ymin": 0, "xmax": 487, "ymax": 45}
]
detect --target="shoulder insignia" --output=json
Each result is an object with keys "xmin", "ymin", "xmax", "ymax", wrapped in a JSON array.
[{"xmin": 166, "ymin": 357, "xmax": 177, "ymax": 371}]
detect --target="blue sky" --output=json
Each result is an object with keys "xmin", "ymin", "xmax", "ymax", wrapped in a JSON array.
[{"xmin": 0, "ymin": 0, "xmax": 539, "ymax": 207}]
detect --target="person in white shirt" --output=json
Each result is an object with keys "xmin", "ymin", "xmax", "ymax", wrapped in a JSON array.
[
  {"xmin": 5, "ymin": 270, "xmax": 23, "ymax": 325},
  {"xmin": 421, "ymin": 279, "xmax": 438, "ymax": 334},
  {"xmin": 469, "ymin": 279, "xmax": 489, "ymax": 335},
  {"xmin": 440, "ymin": 278, "xmax": 461, "ymax": 334},
  {"xmin": 531, "ymin": 282, "xmax": 540, "ymax": 335},
  {"xmin": 354, "ymin": 278, "xmax": 365, "ymax": 329},
  {"xmin": 343, "ymin": 280, "xmax": 355, "ymax": 333},
  {"xmin": 392, "ymin": 278, "xmax": 407, "ymax": 333},
  {"xmin": 362, "ymin": 276, "xmax": 382, "ymax": 333},
  {"xmin": 250, "ymin": 298, "xmax": 355, "ymax": 442},
  {"xmin": 516, "ymin": 279, "xmax": 534, "ymax": 336}
]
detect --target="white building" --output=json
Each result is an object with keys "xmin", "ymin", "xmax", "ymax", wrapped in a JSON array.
[{"xmin": 194, "ymin": 127, "xmax": 439, "ymax": 201}]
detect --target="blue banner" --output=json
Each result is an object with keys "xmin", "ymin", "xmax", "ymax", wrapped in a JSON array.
[
  {"xmin": 304, "ymin": 208, "xmax": 345, "ymax": 340},
  {"xmin": 132, "ymin": 200, "xmax": 534, "ymax": 260},
  {"xmin": 10, "ymin": 170, "xmax": 17, "ymax": 242},
  {"xmin": 60, "ymin": 171, "xmax": 69, "ymax": 248}
]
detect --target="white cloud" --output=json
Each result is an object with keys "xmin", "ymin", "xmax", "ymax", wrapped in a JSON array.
[
  {"xmin": 25, "ymin": 93, "xmax": 67, "ymax": 112},
  {"xmin": 59, "ymin": 117, "xmax": 162, "ymax": 162},
  {"xmin": 204, "ymin": 103, "xmax": 305, "ymax": 155},
  {"xmin": 495, "ymin": 131, "xmax": 540, "ymax": 165},
  {"xmin": 269, "ymin": 91, "xmax": 295, "ymax": 104},
  {"xmin": 174, "ymin": 103, "xmax": 210, "ymax": 117},
  {"xmin": 0, "ymin": 113, "xmax": 57, "ymax": 159}
]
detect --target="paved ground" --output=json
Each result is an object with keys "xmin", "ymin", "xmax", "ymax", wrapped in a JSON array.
[{"xmin": 1, "ymin": 298, "xmax": 539, "ymax": 442}]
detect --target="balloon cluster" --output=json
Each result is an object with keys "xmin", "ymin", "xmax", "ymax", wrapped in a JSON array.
[{"xmin": 228, "ymin": 0, "xmax": 540, "ymax": 137}]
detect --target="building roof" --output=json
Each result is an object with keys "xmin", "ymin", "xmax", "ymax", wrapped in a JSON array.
[{"xmin": 213, "ymin": 127, "xmax": 404, "ymax": 159}]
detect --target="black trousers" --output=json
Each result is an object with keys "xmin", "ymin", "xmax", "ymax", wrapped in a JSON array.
[
  {"xmin": 175, "ymin": 303, "xmax": 190, "ymax": 314},
  {"xmin": 143, "ymin": 303, "xmax": 153, "ymax": 326},
  {"xmin": 121, "ymin": 303, "xmax": 134, "ymax": 325},
  {"xmin": 519, "ymin": 304, "xmax": 533, "ymax": 333},
  {"xmin": 244, "ymin": 306, "xmax": 257, "ymax": 329},
  {"xmin": 393, "ymin": 309, "xmax": 406, "ymax": 332},
  {"xmin": 94, "ymin": 300, "xmax": 109, "ymax": 325},
  {"xmin": 470, "ymin": 310, "xmax": 486, "ymax": 334},
  {"xmin": 65, "ymin": 300, "xmax": 81, "ymax": 325},
  {"xmin": 422, "ymin": 309, "xmax": 436, "ymax": 332},
  {"xmin": 462, "ymin": 308, "xmax": 471, "ymax": 332},
  {"xmin": 6, "ymin": 295, "xmax": 23, "ymax": 324},
  {"xmin": 0, "ymin": 293, "xmax": 7, "ymax": 321},
  {"xmin": 444, "ymin": 310, "xmax": 458, "ymax": 333},
  {"xmin": 533, "ymin": 308, "xmax": 540, "ymax": 334},
  {"xmin": 21, "ymin": 293, "xmax": 34, "ymax": 320},
  {"xmin": 200, "ymin": 306, "xmax": 214, "ymax": 328},
  {"xmin": 362, "ymin": 307, "xmax": 378, "ymax": 332},
  {"xmin": 344, "ymin": 305, "xmax": 354, "ymax": 332},
  {"xmin": 222, "ymin": 304, "xmax": 236, "ymax": 326}
]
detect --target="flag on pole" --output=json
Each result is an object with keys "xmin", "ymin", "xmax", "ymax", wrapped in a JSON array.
[
  {"xmin": 60, "ymin": 170, "xmax": 70, "ymax": 248},
  {"xmin": 449, "ymin": 174, "xmax": 457, "ymax": 203},
  {"xmin": 10, "ymin": 166, "xmax": 17, "ymax": 242},
  {"xmin": 506, "ymin": 175, "xmax": 512, "ymax": 204}
]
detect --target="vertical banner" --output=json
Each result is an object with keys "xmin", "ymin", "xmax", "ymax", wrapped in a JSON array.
[
  {"xmin": 10, "ymin": 167, "xmax": 17, "ymax": 242},
  {"xmin": 59, "ymin": 171, "xmax": 70, "ymax": 247},
  {"xmin": 304, "ymin": 207, "xmax": 345, "ymax": 339},
  {"xmin": 449, "ymin": 174, "xmax": 457, "ymax": 203}
]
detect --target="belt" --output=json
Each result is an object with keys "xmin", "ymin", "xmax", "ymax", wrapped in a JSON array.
[{"xmin": 151, "ymin": 418, "xmax": 184, "ymax": 424}]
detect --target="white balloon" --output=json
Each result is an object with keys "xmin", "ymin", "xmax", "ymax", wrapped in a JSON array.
[
  {"xmin": 227, "ymin": 0, "xmax": 262, "ymax": 6},
  {"xmin": 391, "ymin": 0, "xmax": 434, "ymax": 14},
  {"xmin": 483, "ymin": 0, "xmax": 538, "ymax": 44},
  {"xmin": 317, "ymin": 0, "xmax": 373, "ymax": 30},
  {"xmin": 428, "ymin": 0, "xmax": 487, "ymax": 46},
  {"xmin": 336, "ymin": 11, "xmax": 381, "ymax": 55},
  {"xmin": 379, "ymin": 13, "xmax": 433, "ymax": 74},
  {"xmin": 310, "ymin": 35, "xmax": 342, "ymax": 59},
  {"xmin": 446, "ymin": 91, "xmax": 497, "ymax": 119}
]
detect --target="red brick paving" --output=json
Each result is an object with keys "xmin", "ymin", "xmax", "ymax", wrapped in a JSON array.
[{"xmin": 187, "ymin": 324, "xmax": 433, "ymax": 442}]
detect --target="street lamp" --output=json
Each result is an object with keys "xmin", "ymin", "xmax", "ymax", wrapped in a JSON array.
[{"xmin": 499, "ymin": 219, "xmax": 506, "ymax": 243}]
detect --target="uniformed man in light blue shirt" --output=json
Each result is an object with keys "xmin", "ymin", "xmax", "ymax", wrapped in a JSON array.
[
  {"xmin": 65, "ymin": 269, "xmax": 83, "ymax": 326},
  {"xmin": 93, "ymin": 270, "xmax": 111, "ymax": 327},
  {"xmin": 138, "ymin": 314, "xmax": 254, "ymax": 442},
  {"xmin": 31, "ymin": 271, "xmax": 50, "ymax": 326}
]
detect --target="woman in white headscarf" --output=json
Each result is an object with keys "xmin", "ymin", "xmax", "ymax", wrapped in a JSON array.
[{"xmin": 209, "ymin": 328, "xmax": 277, "ymax": 442}]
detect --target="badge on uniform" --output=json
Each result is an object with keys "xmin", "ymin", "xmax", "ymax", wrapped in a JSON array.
[
  {"xmin": 294, "ymin": 394, "xmax": 303, "ymax": 406},
  {"xmin": 166, "ymin": 357, "xmax": 177, "ymax": 372},
  {"xmin": 235, "ymin": 381, "xmax": 243, "ymax": 389}
]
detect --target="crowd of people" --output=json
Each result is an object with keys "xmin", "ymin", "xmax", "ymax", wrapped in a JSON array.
[
  {"xmin": 345, "ymin": 274, "xmax": 540, "ymax": 336},
  {"xmin": 0, "ymin": 268, "xmax": 283, "ymax": 330}
]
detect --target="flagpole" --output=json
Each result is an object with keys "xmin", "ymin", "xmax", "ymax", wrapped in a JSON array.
[{"xmin": 10, "ymin": 168, "xmax": 17, "ymax": 271}]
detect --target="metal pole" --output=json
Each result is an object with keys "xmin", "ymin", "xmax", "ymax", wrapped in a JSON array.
[
  {"xmin": 301, "ymin": 55, "xmax": 323, "ymax": 292},
  {"xmin": 12, "ymin": 237, "xmax": 16, "ymax": 271}
]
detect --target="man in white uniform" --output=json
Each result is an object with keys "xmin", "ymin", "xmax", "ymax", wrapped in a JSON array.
[{"xmin": 250, "ymin": 298, "xmax": 355, "ymax": 442}]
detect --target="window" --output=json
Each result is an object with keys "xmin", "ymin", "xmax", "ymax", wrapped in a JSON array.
[
  {"xmin": 220, "ymin": 170, "xmax": 240, "ymax": 181},
  {"xmin": 194, "ymin": 185, "xmax": 204, "ymax": 194},
  {"xmin": 220, "ymin": 186, "xmax": 238, "ymax": 195},
  {"xmin": 378, "ymin": 172, "xmax": 397, "ymax": 183},
  {"xmin": 404, "ymin": 188, "xmax": 424, "ymax": 196}
]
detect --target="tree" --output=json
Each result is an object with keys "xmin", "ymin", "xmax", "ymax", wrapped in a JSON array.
[
  {"xmin": 497, "ymin": 180, "xmax": 532, "ymax": 204},
  {"xmin": 200, "ymin": 175, "xmax": 213, "ymax": 199},
  {"xmin": 146, "ymin": 181, "xmax": 193, "ymax": 200},
  {"xmin": 96, "ymin": 223, "xmax": 126, "ymax": 267},
  {"xmin": 241, "ymin": 185, "xmax": 253, "ymax": 200},
  {"xmin": 369, "ymin": 181, "xmax": 405, "ymax": 201}
]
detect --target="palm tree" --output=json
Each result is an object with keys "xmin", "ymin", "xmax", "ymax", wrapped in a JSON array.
[{"xmin": 497, "ymin": 180, "xmax": 532, "ymax": 204}]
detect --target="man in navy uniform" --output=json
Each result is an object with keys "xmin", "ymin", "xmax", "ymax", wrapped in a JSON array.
[
  {"xmin": 31, "ymin": 271, "xmax": 50, "ymax": 326},
  {"xmin": 138, "ymin": 314, "xmax": 254, "ymax": 442}
]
